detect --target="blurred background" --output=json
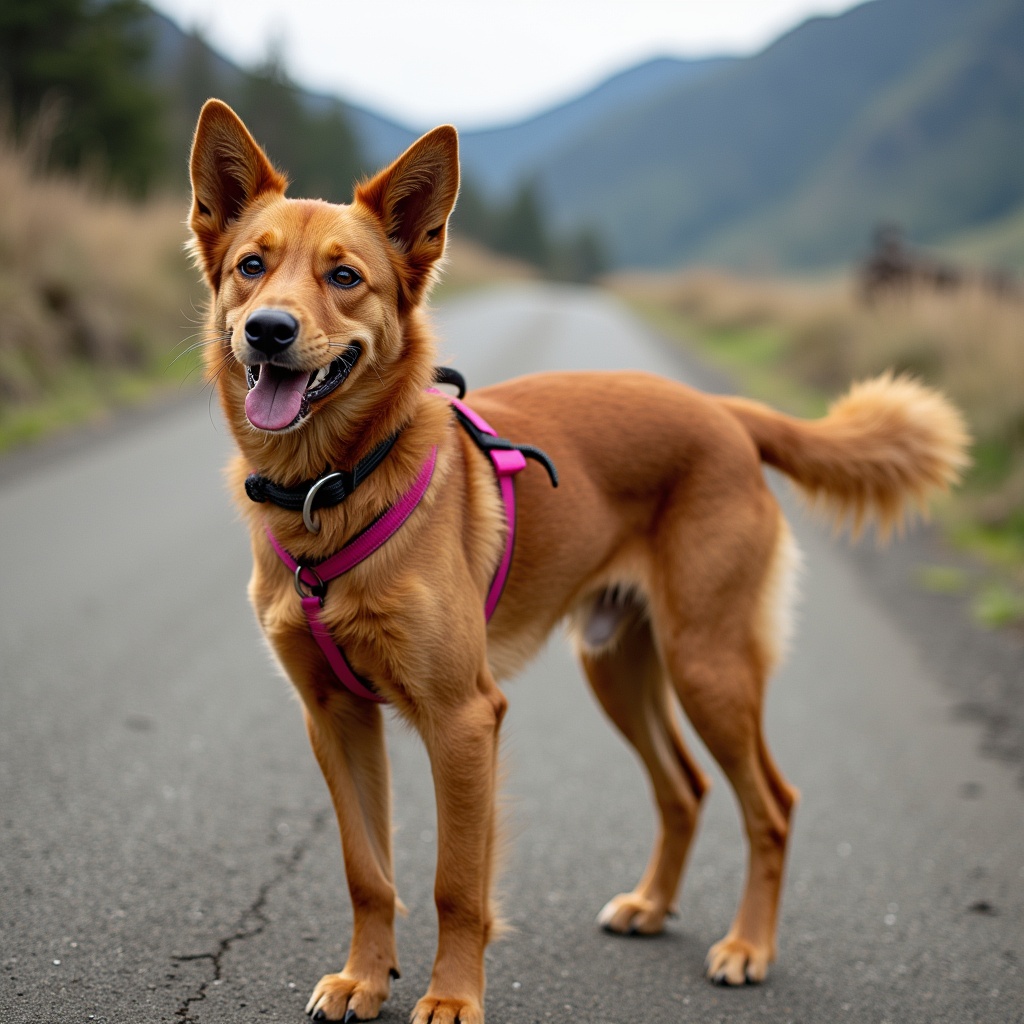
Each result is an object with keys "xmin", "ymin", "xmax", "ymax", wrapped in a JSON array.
[
  {"xmin": 3, "ymin": 8, "xmax": 1024, "ymax": 1022},
  {"xmin": 1, "ymin": 0, "xmax": 1022, "ymax": 625}
]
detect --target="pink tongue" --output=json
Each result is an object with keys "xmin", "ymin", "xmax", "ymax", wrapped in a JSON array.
[{"xmin": 244, "ymin": 365, "xmax": 309, "ymax": 430}]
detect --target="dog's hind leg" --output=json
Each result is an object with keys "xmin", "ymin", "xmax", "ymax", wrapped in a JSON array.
[
  {"xmin": 301, "ymin": 693, "xmax": 400, "ymax": 1022},
  {"xmin": 579, "ymin": 607, "xmax": 710, "ymax": 936},
  {"xmin": 665, "ymin": 641, "xmax": 797, "ymax": 985},
  {"xmin": 651, "ymin": 499, "xmax": 799, "ymax": 986}
]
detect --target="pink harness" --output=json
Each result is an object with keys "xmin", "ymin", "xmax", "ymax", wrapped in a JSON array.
[{"xmin": 263, "ymin": 394, "xmax": 529, "ymax": 703}]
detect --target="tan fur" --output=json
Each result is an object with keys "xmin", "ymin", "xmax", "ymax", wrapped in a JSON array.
[{"xmin": 188, "ymin": 100, "xmax": 971, "ymax": 1022}]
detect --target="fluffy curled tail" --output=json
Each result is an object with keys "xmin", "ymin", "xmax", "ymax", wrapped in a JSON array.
[{"xmin": 719, "ymin": 372, "xmax": 971, "ymax": 539}]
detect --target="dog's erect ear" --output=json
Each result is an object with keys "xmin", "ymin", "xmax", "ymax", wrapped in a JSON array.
[
  {"xmin": 188, "ymin": 99, "xmax": 287, "ymax": 285},
  {"xmin": 355, "ymin": 125, "xmax": 460, "ymax": 304}
]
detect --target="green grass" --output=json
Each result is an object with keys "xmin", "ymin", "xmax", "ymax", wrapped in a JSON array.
[
  {"xmin": 0, "ymin": 350, "xmax": 204, "ymax": 453},
  {"xmin": 915, "ymin": 564, "xmax": 971, "ymax": 595},
  {"xmin": 951, "ymin": 518, "xmax": 1024, "ymax": 572},
  {"xmin": 972, "ymin": 583, "xmax": 1024, "ymax": 630}
]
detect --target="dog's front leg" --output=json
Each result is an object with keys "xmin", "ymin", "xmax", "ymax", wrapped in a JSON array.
[
  {"xmin": 302, "ymin": 695, "xmax": 400, "ymax": 1022},
  {"xmin": 411, "ymin": 672, "xmax": 507, "ymax": 1024}
]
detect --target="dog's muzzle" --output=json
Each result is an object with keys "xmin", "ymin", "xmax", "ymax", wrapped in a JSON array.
[{"xmin": 244, "ymin": 343, "xmax": 361, "ymax": 431}]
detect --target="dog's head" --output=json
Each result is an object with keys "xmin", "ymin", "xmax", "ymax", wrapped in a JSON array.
[{"xmin": 187, "ymin": 100, "xmax": 458, "ymax": 472}]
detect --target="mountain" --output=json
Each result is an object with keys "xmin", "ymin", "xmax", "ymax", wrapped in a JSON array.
[
  {"xmin": 707, "ymin": 0, "xmax": 1024, "ymax": 268},
  {"xmin": 317, "ymin": 57, "xmax": 737, "ymax": 199},
  {"xmin": 142, "ymin": 0, "xmax": 1024, "ymax": 271},
  {"xmin": 140, "ymin": 10, "xmax": 732, "ymax": 204},
  {"xmin": 456, "ymin": 57, "xmax": 735, "ymax": 197},
  {"xmin": 529, "ymin": 0, "xmax": 1024, "ymax": 269}
]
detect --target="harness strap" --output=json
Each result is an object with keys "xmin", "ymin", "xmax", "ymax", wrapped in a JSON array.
[
  {"xmin": 265, "ymin": 447, "xmax": 437, "ymax": 703},
  {"xmin": 266, "ymin": 447, "xmax": 438, "ymax": 592},
  {"xmin": 301, "ymin": 596, "xmax": 387, "ymax": 703},
  {"xmin": 441, "ymin": 393, "xmax": 527, "ymax": 619},
  {"xmin": 263, "ymin": 390, "xmax": 550, "ymax": 703}
]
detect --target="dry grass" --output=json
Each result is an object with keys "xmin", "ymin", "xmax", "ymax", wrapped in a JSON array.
[
  {"xmin": 0, "ymin": 129, "xmax": 204, "ymax": 446},
  {"xmin": 609, "ymin": 268, "xmax": 1024, "ymax": 603},
  {"xmin": 610, "ymin": 269, "xmax": 841, "ymax": 337}
]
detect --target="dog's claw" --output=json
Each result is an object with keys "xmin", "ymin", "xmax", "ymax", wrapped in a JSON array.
[
  {"xmin": 312, "ymin": 1012, "xmax": 326, "ymax": 1022},
  {"xmin": 389, "ymin": 967, "xmax": 401, "ymax": 980},
  {"xmin": 601, "ymin": 921, "xmax": 636, "ymax": 936},
  {"xmin": 343, "ymin": 1010, "xmax": 358, "ymax": 1023}
]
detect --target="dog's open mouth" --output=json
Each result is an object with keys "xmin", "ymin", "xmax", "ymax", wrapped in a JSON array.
[{"xmin": 244, "ymin": 344, "xmax": 361, "ymax": 431}]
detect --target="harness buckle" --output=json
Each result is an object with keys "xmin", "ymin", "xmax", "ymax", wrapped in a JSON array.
[{"xmin": 294, "ymin": 564, "xmax": 326, "ymax": 600}]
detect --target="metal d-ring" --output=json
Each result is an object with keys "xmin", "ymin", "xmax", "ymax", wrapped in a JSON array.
[
  {"xmin": 294, "ymin": 563, "xmax": 325, "ymax": 599},
  {"xmin": 302, "ymin": 471, "xmax": 343, "ymax": 533}
]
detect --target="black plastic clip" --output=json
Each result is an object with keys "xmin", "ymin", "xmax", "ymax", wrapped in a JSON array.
[
  {"xmin": 433, "ymin": 366, "xmax": 467, "ymax": 398},
  {"xmin": 452, "ymin": 406, "xmax": 559, "ymax": 488}
]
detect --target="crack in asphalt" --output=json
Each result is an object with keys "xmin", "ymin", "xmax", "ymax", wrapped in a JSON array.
[{"xmin": 173, "ymin": 808, "xmax": 332, "ymax": 1022}]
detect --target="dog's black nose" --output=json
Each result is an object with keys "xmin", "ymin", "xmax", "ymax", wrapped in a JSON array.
[{"xmin": 244, "ymin": 309, "xmax": 299, "ymax": 356}]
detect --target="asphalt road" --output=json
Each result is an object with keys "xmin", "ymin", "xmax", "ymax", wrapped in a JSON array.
[{"xmin": 2, "ymin": 282, "xmax": 1022, "ymax": 1024}]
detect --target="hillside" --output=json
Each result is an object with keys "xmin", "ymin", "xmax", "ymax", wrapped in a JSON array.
[
  {"xmin": 532, "ymin": 0, "xmax": 1024, "ymax": 269},
  {"xmin": 941, "ymin": 202, "xmax": 1024, "ymax": 269},
  {"xmin": 333, "ymin": 57, "xmax": 737, "ymax": 196},
  {"xmin": 701, "ymin": 0, "xmax": 1024, "ymax": 268},
  {"xmin": 0, "ymin": 130, "xmax": 200, "ymax": 447},
  {"xmin": 456, "ymin": 56, "xmax": 735, "ymax": 197}
]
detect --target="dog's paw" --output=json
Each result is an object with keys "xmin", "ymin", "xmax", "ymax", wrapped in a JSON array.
[
  {"xmin": 305, "ymin": 972, "xmax": 390, "ymax": 1021},
  {"xmin": 410, "ymin": 995, "xmax": 483, "ymax": 1024},
  {"xmin": 705, "ymin": 936, "xmax": 771, "ymax": 986},
  {"xmin": 596, "ymin": 892, "xmax": 670, "ymax": 935}
]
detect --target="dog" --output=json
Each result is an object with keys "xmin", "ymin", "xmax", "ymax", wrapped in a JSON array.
[{"xmin": 187, "ymin": 99, "xmax": 969, "ymax": 1023}]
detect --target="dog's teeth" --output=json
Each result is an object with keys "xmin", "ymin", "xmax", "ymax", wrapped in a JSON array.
[{"xmin": 311, "ymin": 366, "xmax": 330, "ymax": 388}]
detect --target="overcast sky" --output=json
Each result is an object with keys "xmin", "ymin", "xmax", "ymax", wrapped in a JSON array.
[{"xmin": 149, "ymin": 0, "xmax": 864, "ymax": 129}]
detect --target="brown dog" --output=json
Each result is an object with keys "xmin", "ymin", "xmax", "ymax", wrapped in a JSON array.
[{"xmin": 187, "ymin": 99, "xmax": 969, "ymax": 1023}]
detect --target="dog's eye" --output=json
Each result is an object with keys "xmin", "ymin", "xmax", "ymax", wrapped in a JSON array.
[
  {"xmin": 238, "ymin": 255, "xmax": 265, "ymax": 278},
  {"xmin": 329, "ymin": 266, "xmax": 362, "ymax": 289}
]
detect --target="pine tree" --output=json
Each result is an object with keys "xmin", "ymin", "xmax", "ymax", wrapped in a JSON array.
[
  {"xmin": 493, "ymin": 181, "xmax": 551, "ymax": 269},
  {"xmin": 0, "ymin": 0, "xmax": 166, "ymax": 195}
]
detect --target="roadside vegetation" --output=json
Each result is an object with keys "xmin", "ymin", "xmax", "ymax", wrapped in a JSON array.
[
  {"xmin": 0, "ymin": 128, "xmax": 204, "ymax": 448},
  {"xmin": 609, "ymin": 269, "xmax": 1024, "ymax": 627}
]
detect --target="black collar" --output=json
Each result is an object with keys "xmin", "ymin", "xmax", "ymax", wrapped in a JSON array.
[{"xmin": 245, "ymin": 430, "xmax": 402, "ymax": 516}]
